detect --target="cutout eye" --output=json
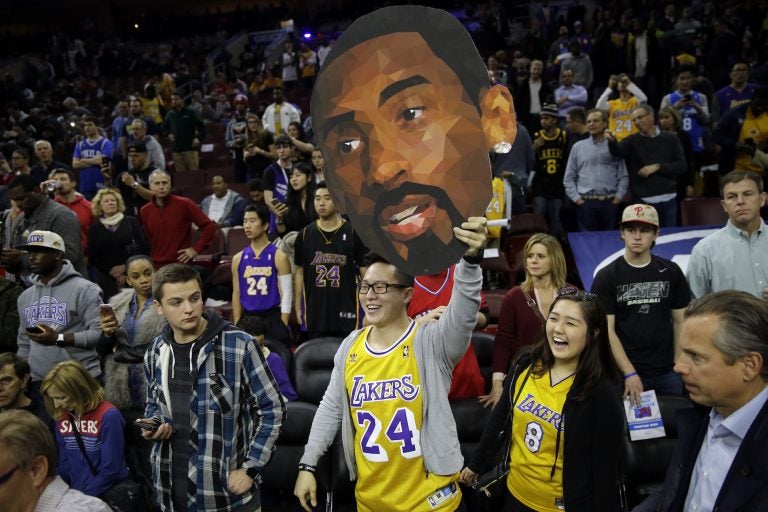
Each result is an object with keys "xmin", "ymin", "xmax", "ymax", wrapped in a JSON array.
[
  {"xmin": 401, "ymin": 106, "xmax": 426, "ymax": 122},
  {"xmin": 339, "ymin": 139, "xmax": 361, "ymax": 154}
]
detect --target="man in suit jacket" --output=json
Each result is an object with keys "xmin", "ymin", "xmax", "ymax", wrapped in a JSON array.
[{"xmin": 633, "ymin": 290, "xmax": 768, "ymax": 512}]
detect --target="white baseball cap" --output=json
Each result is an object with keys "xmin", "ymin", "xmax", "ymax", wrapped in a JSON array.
[{"xmin": 17, "ymin": 230, "xmax": 66, "ymax": 252}]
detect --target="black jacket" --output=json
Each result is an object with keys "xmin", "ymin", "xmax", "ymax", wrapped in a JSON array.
[
  {"xmin": 635, "ymin": 396, "xmax": 768, "ymax": 512},
  {"xmin": 469, "ymin": 354, "xmax": 624, "ymax": 512}
]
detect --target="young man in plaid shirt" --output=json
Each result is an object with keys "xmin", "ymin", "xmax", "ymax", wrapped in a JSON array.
[{"xmin": 139, "ymin": 264, "xmax": 285, "ymax": 511}]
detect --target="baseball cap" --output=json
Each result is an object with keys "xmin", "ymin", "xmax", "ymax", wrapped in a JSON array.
[
  {"xmin": 620, "ymin": 204, "xmax": 659, "ymax": 228},
  {"xmin": 233, "ymin": 94, "xmax": 249, "ymax": 105},
  {"xmin": 127, "ymin": 140, "xmax": 147, "ymax": 153},
  {"xmin": 539, "ymin": 104, "xmax": 561, "ymax": 118},
  {"xmin": 17, "ymin": 230, "xmax": 66, "ymax": 252}
]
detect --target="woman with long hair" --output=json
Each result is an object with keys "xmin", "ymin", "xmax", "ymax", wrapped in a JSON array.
[
  {"xmin": 658, "ymin": 105, "xmax": 694, "ymax": 198},
  {"xmin": 275, "ymin": 161, "xmax": 317, "ymax": 236},
  {"xmin": 311, "ymin": 146, "xmax": 325, "ymax": 183},
  {"xmin": 286, "ymin": 120, "xmax": 314, "ymax": 160},
  {"xmin": 481, "ymin": 234, "xmax": 568, "ymax": 408},
  {"xmin": 97, "ymin": 254, "xmax": 165, "ymax": 411},
  {"xmin": 243, "ymin": 113, "xmax": 275, "ymax": 181},
  {"xmin": 87, "ymin": 188, "xmax": 149, "ymax": 299},
  {"xmin": 461, "ymin": 288, "xmax": 623, "ymax": 512},
  {"xmin": 42, "ymin": 360, "xmax": 130, "ymax": 498}
]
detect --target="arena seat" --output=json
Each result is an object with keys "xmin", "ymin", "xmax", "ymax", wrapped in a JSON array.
[
  {"xmin": 265, "ymin": 339, "xmax": 293, "ymax": 376},
  {"xmin": 260, "ymin": 401, "xmax": 330, "ymax": 510},
  {"xmin": 680, "ymin": 197, "xmax": 728, "ymax": 226},
  {"xmin": 222, "ymin": 227, "xmax": 250, "ymax": 263},
  {"xmin": 190, "ymin": 228, "xmax": 226, "ymax": 269},
  {"xmin": 292, "ymin": 337, "xmax": 343, "ymax": 405},
  {"xmin": 471, "ymin": 331, "xmax": 495, "ymax": 393},
  {"xmin": 507, "ymin": 213, "xmax": 549, "ymax": 235},
  {"xmin": 451, "ymin": 399, "xmax": 501, "ymax": 511},
  {"xmin": 619, "ymin": 394, "xmax": 694, "ymax": 510}
]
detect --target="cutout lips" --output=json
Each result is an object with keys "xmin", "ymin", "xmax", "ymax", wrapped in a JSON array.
[{"xmin": 379, "ymin": 194, "xmax": 438, "ymax": 242}]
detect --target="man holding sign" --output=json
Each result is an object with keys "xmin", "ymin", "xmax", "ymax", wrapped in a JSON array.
[{"xmin": 294, "ymin": 6, "xmax": 510, "ymax": 511}]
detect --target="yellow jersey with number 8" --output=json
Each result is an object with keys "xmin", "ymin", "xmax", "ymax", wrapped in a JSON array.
[
  {"xmin": 507, "ymin": 366, "xmax": 574, "ymax": 511},
  {"xmin": 345, "ymin": 322, "xmax": 461, "ymax": 512}
]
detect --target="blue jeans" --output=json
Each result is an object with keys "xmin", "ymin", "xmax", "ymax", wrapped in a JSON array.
[
  {"xmin": 577, "ymin": 200, "xmax": 618, "ymax": 231},
  {"xmin": 532, "ymin": 196, "xmax": 563, "ymax": 235},
  {"xmin": 641, "ymin": 370, "xmax": 683, "ymax": 395},
  {"xmin": 644, "ymin": 197, "xmax": 677, "ymax": 227}
]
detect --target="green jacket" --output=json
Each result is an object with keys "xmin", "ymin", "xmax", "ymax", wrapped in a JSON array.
[{"xmin": 163, "ymin": 107, "xmax": 206, "ymax": 152}]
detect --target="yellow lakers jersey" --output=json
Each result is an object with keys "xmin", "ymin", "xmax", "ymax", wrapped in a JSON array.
[
  {"xmin": 608, "ymin": 96, "xmax": 641, "ymax": 140},
  {"xmin": 735, "ymin": 110, "xmax": 768, "ymax": 175},
  {"xmin": 345, "ymin": 323, "xmax": 461, "ymax": 512},
  {"xmin": 486, "ymin": 177, "xmax": 506, "ymax": 238},
  {"xmin": 507, "ymin": 366, "xmax": 574, "ymax": 511}
]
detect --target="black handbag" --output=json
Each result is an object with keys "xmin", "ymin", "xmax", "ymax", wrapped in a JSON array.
[{"xmin": 70, "ymin": 418, "xmax": 142, "ymax": 512}]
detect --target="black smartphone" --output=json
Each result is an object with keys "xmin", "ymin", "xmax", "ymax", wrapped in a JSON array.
[
  {"xmin": 683, "ymin": 94, "xmax": 692, "ymax": 101},
  {"xmin": 26, "ymin": 326, "xmax": 43, "ymax": 334},
  {"xmin": 134, "ymin": 419, "xmax": 160, "ymax": 432}
]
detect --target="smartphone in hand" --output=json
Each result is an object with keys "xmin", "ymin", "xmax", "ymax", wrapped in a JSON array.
[
  {"xmin": 99, "ymin": 303, "xmax": 116, "ymax": 319},
  {"xmin": 134, "ymin": 419, "xmax": 160, "ymax": 432}
]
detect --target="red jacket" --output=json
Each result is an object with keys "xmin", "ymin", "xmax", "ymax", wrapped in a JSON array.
[
  {"xmin": 56, "ymin": 194, "xmax": 93, "ymax": 251},
  {"xmin": 408, "ymin": 265, "xmax": 487, "ymax": 399},
  {"xmin": 140, "ymin": 194, "xmax": 217, "ymax": 267}
]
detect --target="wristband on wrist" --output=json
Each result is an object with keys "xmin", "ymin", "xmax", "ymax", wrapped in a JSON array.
[
  {"xmin": 623, "ymin": 372, "xmax": 638, "ymax": 380},
  {"xmin": 298, "ymin": 463, "xmax": 316, "ymax": 474}
]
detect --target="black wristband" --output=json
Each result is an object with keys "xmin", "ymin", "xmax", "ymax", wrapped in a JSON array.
[
  {"xmin": 245, "ymin": 466, "xmax": 260, "ymax": 479},
  {"xmin": 463, "ymin": 248, "xmax": 484, "ymax": 265},
  {"xmin": 298, "ymin": 463, "xmax": 316, "ymax": 474}
]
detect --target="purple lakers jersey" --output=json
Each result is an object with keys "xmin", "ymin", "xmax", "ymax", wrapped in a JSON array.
[{"xmin": 237, "ymin": 244, "xmax": 281, "ymax": 313}]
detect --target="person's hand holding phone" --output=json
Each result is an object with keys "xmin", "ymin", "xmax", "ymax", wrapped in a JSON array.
[
  {"xmin": 135, "ymin": 418, "xmax": 174, "ymax": 441},
  {"xmin": 99, "ymin": 304, "xmax": 118, "ymax": 336},
  {"xmin": 271, "ymin": 198, "xmax": 288, "ymax": 217},
  {"xmin": 26, "ymin": 324, "xmax": 58, "ymax": 345}
]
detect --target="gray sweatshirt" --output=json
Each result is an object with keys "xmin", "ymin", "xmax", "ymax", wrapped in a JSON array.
[
  {"xmin": 300, "ymin": 259, "xmax": 481, "ymax": 480},
  {"xmin": 17, "ymin": 260, "xmax": 103, "ymax": 381}
]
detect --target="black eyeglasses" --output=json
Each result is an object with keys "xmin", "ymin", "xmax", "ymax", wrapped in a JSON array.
[
  {"xmin": 0, "ymin": 465, "xmax": 19, "ymax": 486},
  {"xmin": 556, "ymin": 286, "xmax": 598, "ymax": 302},
  {"xmin": 356, "ymin": 282, "xmax": 409, "ymax": 295}
]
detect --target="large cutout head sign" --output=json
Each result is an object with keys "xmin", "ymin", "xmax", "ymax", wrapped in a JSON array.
[{"xmin": 311, "ymin": 5, "xmax": 516, "ymax": 276}]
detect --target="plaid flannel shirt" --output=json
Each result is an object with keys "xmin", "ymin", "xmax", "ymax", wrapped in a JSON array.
[{"xmin": 144, "ymin": 318, "xmax": 285, "ymax": 511}]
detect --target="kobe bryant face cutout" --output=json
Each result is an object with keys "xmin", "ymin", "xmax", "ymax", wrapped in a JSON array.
[{"xmin": 312, "ymin": 5, "xmax": 516, "ymax": 275}]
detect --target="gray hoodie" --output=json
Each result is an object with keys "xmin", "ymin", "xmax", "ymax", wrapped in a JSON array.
[{"xmin": 17, "ymin": 260, "xmax": 103, "ymax": 381}]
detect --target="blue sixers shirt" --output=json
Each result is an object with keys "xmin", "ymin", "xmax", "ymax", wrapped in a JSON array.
[
  {"xmin": 238, "ymin": 244, "xmax": 281, "ymax": 313},
  {"xmin": 74, "ymin": 136, "xmax": 114, "ymax": 195},
  {"xmin": 669, "ymin": 91, "xmax": 706, "ymax": 153}
]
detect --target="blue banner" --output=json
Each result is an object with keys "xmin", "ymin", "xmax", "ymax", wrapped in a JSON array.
[{"xmin": 568, "ymin": 226, "xmax": 721, "ymax": 291}]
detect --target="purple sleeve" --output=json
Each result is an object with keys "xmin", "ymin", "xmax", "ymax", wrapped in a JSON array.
[{"xmin": 267, "ymin": 352, "xmax": 298, "ymax": 401}]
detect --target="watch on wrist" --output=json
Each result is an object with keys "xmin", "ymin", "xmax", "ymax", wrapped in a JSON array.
[
  {"xmin": 55, "ymin": 334, "xmax": 65, "ymax": 346},
  {"xmin": 245, "ymin": 467, "xmax": 259, "ymax": 479},
  {"xmin": 132, "ymin": 182, "xmax": 139, "ymax": 189}
]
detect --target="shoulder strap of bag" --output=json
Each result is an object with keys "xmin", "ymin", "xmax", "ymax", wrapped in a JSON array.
[
  {"xmin": 70, "ymin": 416, "xmax": 99, "ymax": 476},
  {"xmin": 522, "ymin": 288, "xmax": 546, "ymax": 324}
]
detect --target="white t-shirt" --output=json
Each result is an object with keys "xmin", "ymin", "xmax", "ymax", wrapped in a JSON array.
[{"xmin": 208, "ymin": 190, "xmax": 231, "ymax": 223}]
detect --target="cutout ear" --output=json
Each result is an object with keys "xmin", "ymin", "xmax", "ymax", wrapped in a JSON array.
[{"xmin": 480, "ymin": 84, "xmax": 517, "ymax": 149}]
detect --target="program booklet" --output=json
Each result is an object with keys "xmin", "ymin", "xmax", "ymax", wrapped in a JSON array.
[{"xmin": 624, "ymin": 390, "xmax": 666, "ymax": 441}]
